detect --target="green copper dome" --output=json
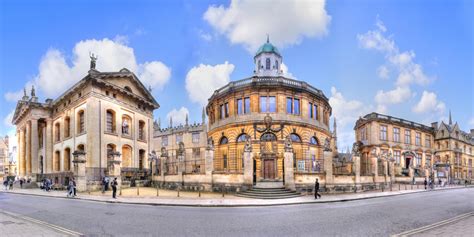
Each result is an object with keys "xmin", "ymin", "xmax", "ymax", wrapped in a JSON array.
[{"xmin": 255, "ymin": 37, "xmax": 281, "ymax": 57}]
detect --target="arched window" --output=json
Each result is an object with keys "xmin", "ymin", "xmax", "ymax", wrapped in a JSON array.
[
  {"xmin": 275, "ymin": 60, "xmax": 279, "ymax": 70},
  {"xmin": 55, "ymin": 122, "xmax": 60, "ymax": 142},
  {"xmin": 290, "ymin": 133, "xmax": 302, "ymax": 143},
  {"xmin": 54, "ymin": 151, "xmax": 60, "ymax": 172},
  {"xmin": 124, "ymin": 86, "xmax": 132, "ymax": 93},
  {"xmin": 77, "ymin": 110, "xmax": 85, "ymax": 133},
  {"xmin": 64, "ymin": 117, "xmax": 70, "ymax": 138},
  {"xmin": 106, "ymin": 110, "xmax": 116, "ymax": 133},
  {"xmin": 260, "ymin": 133, "xmax": 277, "ymax": 141},
  {"xmin": 138, "ymin": 120, "xmax": 146, "ymax": 140},
  {"xmin": 122, "ymin": 145, "xmax": 132, "ymax": 168},
  {"xmin": 64, "ymin": 148, "xmax": 71, "ymax": 171},
  {"xmin": 236, "ymin": 133, "xmax": 249, "ymax": 143},
  {"xmin": 310, "ymin": 136, "xmax": 319, "ymax": 145},
  {"xmin": 122, "ymin": 115, "xmax": 132, "ymax": 135},
  {"xmin": 219, "ymin": 136, "xmax": 229, "ymax": 145},
  {"xmin": 258, "ymin": 60, "xmax": 261, "ymax": 69},
  {"xmin": 265, "ymin": 58, "xmax": 271, "ymax": 70}
]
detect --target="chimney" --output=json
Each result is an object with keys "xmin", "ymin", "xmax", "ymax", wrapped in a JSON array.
[{"xmin": 431, "ymin": 122, "xmax": 438, "ymax": 129}]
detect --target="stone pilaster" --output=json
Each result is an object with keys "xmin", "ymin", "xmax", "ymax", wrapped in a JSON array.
[
  {"xmin": 25, "ymin": 121, "xmax": 31, "ymax": 177},
  {"xmin": 31, "ymin": 119, "xmax": 38, "ymax": 180},
  {"xmin": 243, "ymin": 151, "xmax": 253, "ymax": 188},
  {"xmin": 45, "ymin": 119, "xmax": 53, "ymax": 173},
  {"xmin": 177, "ymin": 154, "xmax": 184, "ymax": 185},
  {"xmin": 324, "ymin": 151, "xmax": 334, "ymax": 191},
  {"xmin": 372, "ymin": 156, "xmax": 378, "ymax": 184},
  {"xmin": 72, "ymin": 151, "xmax": 87, "ymax": 192},
  {"xmin": 204, "ymin": 148, "xmax": 214, "ymax": 191},
  {"xmin": 284, "ymin": 151, "xmax": 295, "ymax": 191},
  {"xmin": 18, "ymin": 129, "xmax": 25, "ymax": 176}
]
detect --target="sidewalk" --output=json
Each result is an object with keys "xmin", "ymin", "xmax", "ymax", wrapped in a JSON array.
[
  {"xmin": 1, "ymin": 185, "xmax": 471, "ymax": 207},
  {"xmin": 394, "ymin": 212, "xmax": 474, "ymax": 236},
  {"xmin": 0, "ymin": 210, "xmax": 82, "ymax": 237}
]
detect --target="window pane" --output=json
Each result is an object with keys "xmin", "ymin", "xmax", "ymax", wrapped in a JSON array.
[
  {"xmin": 220, "ymin": 105, "xmax": 225, "ymax": 119},
  {"xmin": 294, "ymin": 99, "xmax": 300, "ymax": 115},
  {"xmin": 286, "ymin": 97, "xmax": 292, "ymax": 114},
  {"xmin": 309, "ymin": 103, "xmax": 313, "ymax": 118},
  {"xmin": 314, "ymin": 105, "xmax": 318, "ymax": 120},
  {"xmin": 225, "ymin": 103, "xmax": 229, "ymax": 117},
  {"xmin": 237, "ymin": 99, "xmax": 243, "ymax": 115},
  {"xmin": 269, "ymin": 96, "xmax": 276, "ymax": 112},
  {"xmin": 260, "ymin": 96, "xmax": 267, "ymax": 112},
  {"xmin": 266, "ymin": 58, "xmax": 270, "ymax": 70},
  {"xmin": 244, "ymin": 97, "xmax": 250, "ymax": 114}
]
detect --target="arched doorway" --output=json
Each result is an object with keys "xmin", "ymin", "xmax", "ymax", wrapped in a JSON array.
[{"xmin": 260, "ymin": 133, "xmax": 277, "ymax": 180}]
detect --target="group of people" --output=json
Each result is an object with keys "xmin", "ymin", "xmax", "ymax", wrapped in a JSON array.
[
  {"xmin": 41, "ymin": 178, "xmax": 53, "ymax": 191},
  {"xmin": 3, "ymin": 179, "xmax": 14, "ymax": 190},
  {"xmin": 102, "ymin": 176, "xmax": 118, "ymax": 199}
]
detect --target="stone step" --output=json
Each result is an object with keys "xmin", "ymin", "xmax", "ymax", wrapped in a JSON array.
[
  {"xmin": 244, "ymin": 190, "xmax": 298, "ymax": 194},
  {"xmin": 236, "ymin": 186, "xmax": 302, "ymax": 199},
  {"xmin": 235, "ymin": 192, "xmax": 301, "ymax": 199}
]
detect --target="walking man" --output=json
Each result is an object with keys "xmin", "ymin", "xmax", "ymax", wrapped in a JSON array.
[
  {"xmin": 111, "ymin": 177, "xmax": 118, "ymax": 199},
  {"xmin": 424, "ymin": 178, "xmax": 427, "ymax": 190},
  {"xmin": 314, "ymin": 179, "xmax": 321, "ymax": 199},
  {"xmin": 8, "ymin": 179, "xmax": 13, "ymax": 190},
  {"xmin": 67, "ymin": 179, "xmax": 74, "ymax": 197},
  {"xmin": 72, "ymin": 178, "xmax": 77, "ymax": 197},
  {"xmin": 19, "ymin": 179, "xmax": 23, "ymax": 189}
]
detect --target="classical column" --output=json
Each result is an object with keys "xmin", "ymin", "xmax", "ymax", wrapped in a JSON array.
[
  {"xmin": 31, "ymin": 119, "xmax": 39, "ymax": 180},
  {"xmin": 372, "ymin": 155, "xmax": 378, "ymax": 184},
  {"xmin": 353, "ymin": 155, "xmax": 361, "ymax": 191},
  {"xmin": 204, "ymin": 146, "xmax": 214, "ymax": 191},
  {"xmin": 18, "ymin": 129, "xmax": 25, "ymax": 176},
  {"xmin": 45, "ymin": 119, "xmax": 53, "ymax": 173},
  {"xmin": 25, "ymin": 121, "xmax": 31, "ymax": 177},
  {"xmin": 324, "ymin": 150, "xmax": 334, "ymax": 191},
  {"xmin": 283, "ymin": 151, "xmax": 295, "ymax": 191}
]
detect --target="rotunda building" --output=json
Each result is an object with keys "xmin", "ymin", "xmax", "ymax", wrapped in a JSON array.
[{"xmin": 206, "ymin": 39, "xmax": 334, "ymax": 189}]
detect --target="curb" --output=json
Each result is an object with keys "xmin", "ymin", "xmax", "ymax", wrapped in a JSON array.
[
  {"xmin": 1, "ymin": 186, "xmax": 472, "ymax": 208},
  {"xmin": 393, "ymin": 212, "xmax": 473, "ymax": 236}
]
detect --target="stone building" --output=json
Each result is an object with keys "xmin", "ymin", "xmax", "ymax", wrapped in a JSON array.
[
  {"xmin": 354, "ymin": 112, "xmax": 473, "ymax": 184},
  {"xmin": 152, "ymin": 111, "xmax": 208, "ymax": 183},
  {"xmin": 152, "ymin": 39, "xmax": 337, "ymax": 192},
  {"xmin": 11, "ymin": 57, "xmax": 159, "ymax": 191},
  {"xmin": 0, "ymin": 136, "xmax": 9, "ymax": 179}
]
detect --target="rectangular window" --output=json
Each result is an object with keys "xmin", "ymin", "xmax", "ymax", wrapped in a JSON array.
[
  {"xmin": 360, "ymin": 127, "xmax": 367, "ymax": 141},
  {"xmin": 393, "ymin": 127, "xmax": 400, "ymax": 142},
  {"xmin": 176, "ymin": 134, "xmax": 183, "ymax": 144},
  {"xmin": 426, "ymin": 155, "xmax": 431, "ymax": 167},
  {"xmin": 79, "ymin": 112, "xmax": 85, "ymax": 133},
  {"xmin": 223, "ymin": 154, "xmax": 227, "ymax": 169},
  {"xmin": 309, "ymin": 102, "xmax": 313, "ymax": 118},
  {"xmin": 244, "ymin": 97, "xmax": 250, "ymax": 114},
  {"xmin": 425, "ymin": 135, "xmax": 431, "ymax": 148},
  {"xmin": 379, "ymin": 125, "xmax": 387, "ymax": 141},
  {"xmin": 106, "ymin": 113, "xmax": 113, "ymax": 133},
  {"xmin": 416, "ymin": 154, "xmax": 422, "ymax": 167},
  {"xmin": 314, "ymin": 105, "xmax": 318, "ymax": 120},
  {"xmin": 192, "ymin": 133, "xmax": 200, "ymax": 144},
  {"xmin": 394, "ymin": 151, "xmax": 401, "ymax": 164},
  {"xmin": 415, "ymin": 132, "xmax": 421, "ymax": 146},
  {"xmin": 260, "ymin": 96, "xmax": 276, "ymax": 112},
  {"xmin": 405, "ymin": 130, "xmax": 411, "ymax": 144},
  {"xmin": 224, "ymin": 102, "xmax": 229, "ymax": 117},
  {"xmin": 161, "ymin": 136, "xmax": 168, "ymax": 147},
  {"xmin": 294, "ymin": 98, "xmax": 300, "ymax": 115},
  {"xmin": 237, "ymin": 99, "xmax": 243, "ymax": 115},
  {"xmin": 286, "ymin": 97, "xmax": 292, "ymax": 114},
  {"xmin": 220, "ymin": 104, "xmax": 225, "ymax": 119}
]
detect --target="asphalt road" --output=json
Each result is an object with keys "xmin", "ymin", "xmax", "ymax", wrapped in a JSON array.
[{"xmin": 0, "ymin": 188, "xmax": 473, "ymax": 237}]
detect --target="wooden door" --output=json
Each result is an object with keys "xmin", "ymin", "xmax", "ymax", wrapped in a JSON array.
[{"xmin": 264, "ymin": 159, "xmax": 275, "ymax": 179}]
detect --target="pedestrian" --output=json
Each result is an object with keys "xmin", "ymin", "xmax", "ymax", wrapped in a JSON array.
[
  {"xmin": 111, "ymin": 177, "xmax": 118, "ymax": 199},
  {"xmin": 67, "ymin": 180, "xmax": 74, "ymax": 197},
  {"xmin": 3, "ymin": 179, "xmax": 7, "ymax": 191},
  {"xmin": 314, "ymin": 178, "xmax": 321, "ymax": 199},
  {"xmin": 20, "ymin": 179, "xmax": 23, "ymax": 189},
  {"xmin": 8, "ymin": 179, "xmax": 13, "ymax": 190},
  {"xmin": 412, "ymin": 177, "xmax": 416, "ymax": 185},
  {"xmin": 105, "ymin": 177, "xmax": 110, "ymax": 191},
  {"xmin": 72, "ymin": 178, "xmax": 77, "ymax": 197},
  {"xmin": 101, "ymin": 177, "xmax": 106, "ymax": 193},
  {"xmin": 438, "ymin": 178, "xmax": 442, "ymax": 186},
  {"xmin": 424, "ymin": 178, "xmax": 427, "ymax": 190}
]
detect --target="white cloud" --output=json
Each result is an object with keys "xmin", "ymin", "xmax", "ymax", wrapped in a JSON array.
[
  {"xmin": 329, "ymin": 87, "xmax": 368, "ymax": 127},
  {"xmin": 375, "ymin": 86, "xmax": 412, "ymax": 105},
  {"xmin": 6, "ymin": 38, "xmax": 171, "ymax": 99},
  {"xmin": 358, "ymin": 17, "xmax": 434, "ymax": 111},
  {"xmin": 377, "ymin": 65, "xmax": 389, "ymax": 79},
  {"xmin": 138, "ymin": 61, "xmax": 171, "ymax": 90},
  {"xmin": 204, "ymin": 0, "xmax": 331, "ymax": 52},
  {"xmin": 280, "ymin": 63, "xmax": 295, "ymax": 79},
  {"xmin": 166, "ymin": 107, "xmax": 189, "ymax": 126},
  {"xmin": 469, "ymin": 118, "xmax": 474, "ymax": 127},
  {"xmin": 185, "ymin": 62, "xmax": 235, "ymax": 106},
  {"xmin": 4, "ymin": 90, "xmax": 24, "ymax": 102},
  {"xmin": 3, "ymin": 110, "xmax": 14, "ymax": 128},
  {"xmin": 412, "ymin": 91, "xmax": 446, "ymax": 114},
  {"xmin": 199, "ymin": 30, "xmax": 213, "ymax": 41}
]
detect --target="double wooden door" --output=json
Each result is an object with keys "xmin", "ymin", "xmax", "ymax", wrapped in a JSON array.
[{"xmin": 263, "ymin": 159, "xmax": 275, "ymax": 179}]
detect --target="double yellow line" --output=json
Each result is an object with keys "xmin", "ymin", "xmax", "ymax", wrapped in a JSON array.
[{"xmin": 0, "ymin": 210, "xmax": 84, "ymax": 236}]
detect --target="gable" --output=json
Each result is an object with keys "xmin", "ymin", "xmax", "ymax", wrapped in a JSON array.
[{"xmin": 105, "ymin": 77, "xmax": 148, "ymax": 99}]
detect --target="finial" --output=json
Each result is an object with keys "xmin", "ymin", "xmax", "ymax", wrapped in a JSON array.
[
  {"xmin": 158, "ymin": 117, "xmax": 161, "ymax": 128},
  {"xmin": 449, "ymin": 110, "xmax": 452, "ymax": 125},
  {"xmin": 24, "ymin": 88, "xmax": 27, "ymax": 97},
  {"xmin": 202, "ymin": 107, "xmax": 206, "ymax": 124},
  {"xmin": 185, "ymin": 113, "xmax": 189, "ymax": 126},
  {"xmin": 89, "ymin": 52, "xmax": 98, "ymax": 70},
  {"xmin": 266, "ymin": 34, "xmax": 269, "ymax": 43},
  {"xmin": 169, "ymin": 117, "xmax": 173, "ymax": 128},
  {"xmin": 31, "ymin": 85, "xmax": 36, "ymax": 97}
]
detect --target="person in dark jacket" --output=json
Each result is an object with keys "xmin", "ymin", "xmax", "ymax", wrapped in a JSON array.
[
  {"xmin": 424, "ymin": 178, "xmax": 427, "ymax": 190},
  {"xmin": 20, "ymin": 179, "xmax": 23, "ymax": 189},
  {"xmin": 111, "ymin": 177, "xmax": 118, "ymax": 199},
  {"xmin": 72, "ymin": 178, "xmax": 77, "ymax": 197},
  {"xmin": 314, "ymin": 179, "xmax": 321, "ymax": 199}
]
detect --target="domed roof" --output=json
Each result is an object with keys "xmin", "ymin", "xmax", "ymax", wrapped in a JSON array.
[{"xmin": 255, "ymin": 37, "xmax": 280, "ymax": 57}]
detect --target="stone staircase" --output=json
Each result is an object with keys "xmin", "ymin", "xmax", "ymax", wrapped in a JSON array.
[{"xmin": 236, "ymin": 182, "xmax": 302, "ymax": 199}]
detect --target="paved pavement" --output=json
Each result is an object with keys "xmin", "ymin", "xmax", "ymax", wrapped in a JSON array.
[
  {"xmin": 0, "ymin": 185, "xmax": 470, "ymax": 207},
  {"xmin": 0, "ymin": 210, "xmax": 82, "ymax": 236},
  {"xmin": 0, "ymin": 188, "xmax": 472, "ymax": 236},
  {"xmin": 395, "ymin": 212, "xmax": 474, "ymax": 237}
]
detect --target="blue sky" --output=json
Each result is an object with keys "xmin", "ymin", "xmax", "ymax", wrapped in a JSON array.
[{"xmin": 1, "ymin": 0, "xmax": 473, "ymax": 150}]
